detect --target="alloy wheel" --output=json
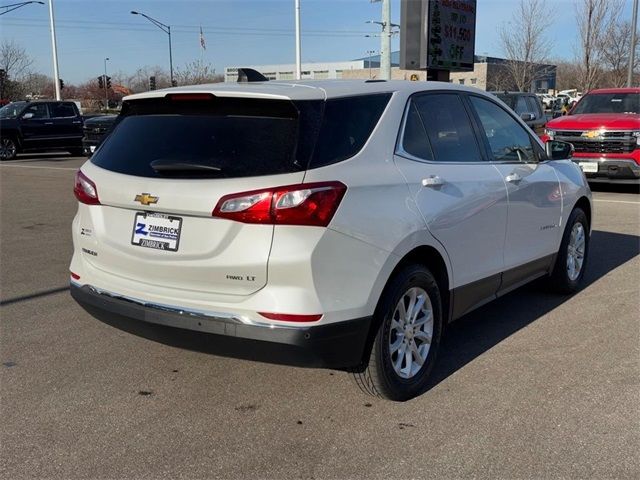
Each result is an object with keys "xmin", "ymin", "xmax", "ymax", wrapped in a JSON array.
[
  {"xmin": 0, "ymin": 138, "xmax": 17, "ymax": 160},
  {"xmin": 388, "ymin": 287, "xmax": 434, "ymax": 379},
  {"xmin": 567, "ymin": 222, "xmax": 586, "ymax": 281}
]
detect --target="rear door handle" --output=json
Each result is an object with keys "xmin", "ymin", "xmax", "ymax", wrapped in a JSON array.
[
  {"xmin": 505, "ymin": 172, "xmax": 522, "ymax": 183},
  {"xmin": 44, "ymin": 122, "xmax": 54, "ymax": 125},
  {"xmin": 421, "ymin": 175, "xmax": 445, "ymax": 187}
]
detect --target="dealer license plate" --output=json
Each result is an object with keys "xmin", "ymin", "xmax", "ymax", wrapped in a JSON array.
[
  {"xmin": 578, "ymin": 162, "xmax": 598, "ymax": 173},
  {"xmin": 131, "ymin": 212, "xmax": 182, "ymax": 252}
]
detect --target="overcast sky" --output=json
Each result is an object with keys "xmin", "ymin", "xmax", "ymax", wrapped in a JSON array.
[{"xmin": 0, "ymin": 0, "xmax": 636, "ymax": 84}]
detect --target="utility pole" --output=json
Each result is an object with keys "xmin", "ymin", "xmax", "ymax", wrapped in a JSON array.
[
  {"xmin": 380, "ymin": 0, "xmax": 391, "ymax": 80},
  {"xmin": 48, "ymin": 0, "xmax": 61, "ymax": 100},
  {"xmin": 629, "ymin": 0, "xmax": 638, "ymax": 87},
  {"xmin": 294, "ymin": 0, "xmax": 302, "ymax": 80}
]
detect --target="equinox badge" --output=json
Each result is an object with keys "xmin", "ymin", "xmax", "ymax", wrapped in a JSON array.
[{"xmin": 134, "ymin": 193, "xmax": 159, "ymax": 206}]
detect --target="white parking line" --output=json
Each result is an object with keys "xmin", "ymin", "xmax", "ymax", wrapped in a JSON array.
[
  {"xmin": 0, "ymin": 164, "xmax": 78, "ymax": 171},
  {"xmin": 593, "ymin": 199, "xmax": 639, "ymax": 205}
]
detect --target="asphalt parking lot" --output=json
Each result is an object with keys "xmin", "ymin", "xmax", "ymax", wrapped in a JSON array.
[{"xmin": 1, "ymin": 153, "xmax": 639, "ymax": 479}]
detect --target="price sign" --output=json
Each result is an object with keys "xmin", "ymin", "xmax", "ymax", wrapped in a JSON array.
[{"xmin": 426, "ymin": 0, "xmax": 476, "ymax": 71}]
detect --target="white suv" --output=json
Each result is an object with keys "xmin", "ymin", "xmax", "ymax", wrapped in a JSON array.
[{"xmin": 70, "ymin": 80, "xmax": 592, "ymax": 401}]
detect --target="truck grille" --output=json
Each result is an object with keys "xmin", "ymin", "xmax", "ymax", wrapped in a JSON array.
[
  {"xmin": 569, "ymin": 141, "xmax": 636, "ymax": 154},
  {"xmin": 554, "ymin": 130, "xmax": 638, "ymax": 155}
]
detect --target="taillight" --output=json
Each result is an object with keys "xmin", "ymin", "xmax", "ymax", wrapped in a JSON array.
[
  {"xmin": 212, "ymin": 181, "xmax": 347, "ymax": 227},
  {"xmin": 258, "ymin": 312, "xmax": 323, "ymax": 322},
  {"xmin": 74, "ymin": 170, "xmax": 100, "ymax": 205},
  {"xmin": 70, "ymin": 271, "xmax": 81, "ymax": 280}
]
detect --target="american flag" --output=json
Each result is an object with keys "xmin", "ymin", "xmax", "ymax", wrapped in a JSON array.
[{"xmin": 200, "ymin": 26, "xmax": 206, "ymax": 50}]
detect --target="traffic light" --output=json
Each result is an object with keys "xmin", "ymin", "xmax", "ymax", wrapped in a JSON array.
[
  {"xmin": 98, "ymin": 76, "xmax": 104, "ymax": 89},
  {"xmin": 149, "ymin": 76, "xmax": 156, "ymax": 90},
  {"xmin": 106, "ymin": 76, "xmax": 111, "ymax": 89},
  {"xmin": 59, "ymin": 79, "xmax": 65, "ymax": 90},
  {"xmin": 171, "ymin": 79, "xmax": 177, "ymax": 87}
]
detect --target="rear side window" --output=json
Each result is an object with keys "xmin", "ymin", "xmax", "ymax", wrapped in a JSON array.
[
  {"xmin": 310, "ymin": 94, "xmax": 391, "ymax": 168},
  {"xmin": 92, "ymin": 97, "xmax": 304, "ymax": 179},
  {"xmin": 400, "ymin": 102, "xmax": 433, "ymax": 160},
  {"xmin": 51, "ymin": 102, "xmax": 76, "ymax": 118},
  {"xmin": 410, "ymin": 93, "xmax": 482, "ymax": 162}
]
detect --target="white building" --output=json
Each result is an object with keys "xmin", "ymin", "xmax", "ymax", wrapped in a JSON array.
[{"xmin": 224, "ymin": 56, "xmax": 394, "ymax": 82}]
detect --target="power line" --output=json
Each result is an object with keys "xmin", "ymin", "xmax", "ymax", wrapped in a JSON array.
[{"xmin": 0, "ymin": 17, "xmax": 375, "ymax": 36}]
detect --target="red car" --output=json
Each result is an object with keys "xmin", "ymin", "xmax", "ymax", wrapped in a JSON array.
[{"xmin": 542, "ymin": 88, "xmax": 640, "ymax": 184}]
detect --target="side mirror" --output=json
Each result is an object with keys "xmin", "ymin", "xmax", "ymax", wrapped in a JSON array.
[
  {"xmin": 545, "ymin": 140, "xmax": 574, "ymax": 160},
  {"xmin": 22, "ymin": 112, "xmax": 34, "ymax": 120},
  {"xmin": 520, "ymin": 112, "xmax": 536, "ymax": 122}
]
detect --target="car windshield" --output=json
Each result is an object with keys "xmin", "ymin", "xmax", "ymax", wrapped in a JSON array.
[
  {"xmin": 0, "ymin": 101, "xmax": 27, "ymax": 119},
  {"xmin": 571, "ymin": 93, "xmax": 639, "ymax": 115}
]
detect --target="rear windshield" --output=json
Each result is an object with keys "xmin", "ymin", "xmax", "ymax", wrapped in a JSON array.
[
  {"xmin": 571, "ymin": 92, "xmax": 639, "ymax": 115},
  {"xmin": 91, "ymin": 97, "xmax": 302, "ymax": 179},
  {"xmin": 91, "ymin": 93, "xmax": 391, "ymax": 178}
]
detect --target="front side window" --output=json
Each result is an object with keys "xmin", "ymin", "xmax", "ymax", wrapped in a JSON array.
[
  {"xmin": 23, "ymin": 103, "xmax": 49, "ymax": 119},
  {"xmin": 410, "ymin": 93, "xmax": 482, "ymax": 163},
  {"xmin": 514, "ymin": 96, "xmax": 529, "ymax": 115},
  {"xmin": 469, "ymin": 96, "xmax": 536, "ymax": 163}
]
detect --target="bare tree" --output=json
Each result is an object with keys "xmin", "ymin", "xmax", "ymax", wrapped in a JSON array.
[
  {"xmin": 20, "ymin": 73, "xmax": 53, "ymax": 99},
  {"xmin": 0, "ymin": 40, "xmax": 34, "ymax": 99},
  {"xmin": 554, "ymin": 60, "xmax": 583, "ymax": 90},
  {"xmin": 574, "ymin": 0, "xmax": 623, "ymax": 91},
  {"xmin": 600, "ymin": 20, "xmax": 640, "ymax": 87},
  {"xmin": 174, "ymin": 60, "xmax": 223, "ymax": 86},
  {"xmin": 499, "ymin": 0, "xmax": 552, "ymax": 92}
]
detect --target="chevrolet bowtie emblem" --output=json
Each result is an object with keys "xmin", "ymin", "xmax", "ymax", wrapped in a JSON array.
[
  {"xmin": 134, "ymin": 193, "xmax": 158, "ymax": 206},
  {"xmin": 581, "ymin": 130, "xmax": 601, "ymax": 139}
]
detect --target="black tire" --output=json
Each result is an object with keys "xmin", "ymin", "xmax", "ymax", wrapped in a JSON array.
[
  {"xmin": 549, "ymin": 208, "xmax": 589, "ymax": 294},
  {"xmin": 0, "ymin": 136, "xmax": 18, "ymax": 160},
  {"xmin": 352, "ymin": 265, "xmax": 443, "ymax": 401}
]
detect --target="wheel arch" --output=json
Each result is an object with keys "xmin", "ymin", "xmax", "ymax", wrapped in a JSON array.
[
  {"xmin": 356, "ymin": 243, "xmax": 451, "ymax": 368},
  {"xmin": 573, "ymin": 196, "xmax": 592, "ymax": 230},
  {"xmin": 0, "ymin": 129, "xmax": 22, "ymax": 149}
]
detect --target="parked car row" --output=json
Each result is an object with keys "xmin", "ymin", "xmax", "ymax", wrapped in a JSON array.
[{"xmin": 0, "ymin": 100, "xmax": 116, "ymax": 160}]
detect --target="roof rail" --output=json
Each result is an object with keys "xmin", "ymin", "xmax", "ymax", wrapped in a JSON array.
[{"xmin": 237, "ymin": 68, "xmax": 268, "ymax": 83}]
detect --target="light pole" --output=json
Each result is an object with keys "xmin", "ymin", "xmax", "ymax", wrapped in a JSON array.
[
  {"xmin": 366, "ymin": 50, "xmax": 376, "ymax": 78},
  {"xmin": 103, "ymin": 57, "xmax": 109, "ymax": 111},
  {"xmin": 0, "ymin": 1, "xmax": 44, "ymax": 15},
  {"xmin": 131, "ymin": 10, "xmax": 174, "ymax": 86},
  {"xmin": 48, "ymin": 0, "xmax": 61, "ymax": 100},
  {"xmin": 629, "ymin": 0, "xmax": 638, "ymax": 87},
  {"xmin": 294, "ymin": 0, "xmax": 302, "ymax": 80}
]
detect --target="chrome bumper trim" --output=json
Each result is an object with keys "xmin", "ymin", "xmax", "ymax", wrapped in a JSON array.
[{"xmin": 73, "ymin": 281, "xmax": 307, "ymax": 330}]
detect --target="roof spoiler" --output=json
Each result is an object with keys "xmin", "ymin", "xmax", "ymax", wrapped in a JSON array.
[{"xmin": 237, "ymin": 68, "xmax": 268, "ymax": 83}]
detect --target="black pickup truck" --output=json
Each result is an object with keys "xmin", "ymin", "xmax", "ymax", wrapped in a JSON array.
[{"xmin": 0, "ymin": 100, "xmax": 88, "ymax": 160}]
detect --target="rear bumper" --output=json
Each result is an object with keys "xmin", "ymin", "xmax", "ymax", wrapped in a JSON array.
[
  {"xmin": 70, "ymin": 283, "xmax": 372, "ymax": 369},
  {"xmin": 572, "ymin": 157, "xmax": 640, "ymax": 184}
]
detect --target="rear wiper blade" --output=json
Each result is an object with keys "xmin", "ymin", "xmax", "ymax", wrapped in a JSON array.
[{"xmin": 150, "ymin": 158, "xmax": 222, "ymax": 173}]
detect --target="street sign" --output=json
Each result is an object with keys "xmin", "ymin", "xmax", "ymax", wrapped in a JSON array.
[{"xmin": 401, "ymin": 0, "xmax": 476, "ymax": 72}]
